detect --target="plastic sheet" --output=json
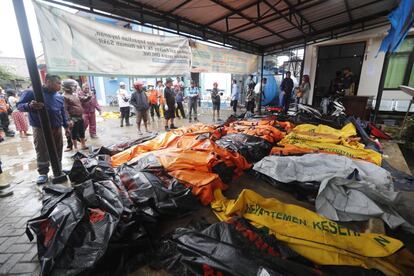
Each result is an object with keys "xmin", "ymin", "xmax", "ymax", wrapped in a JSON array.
[
  {"xmin": 153, "ymin": 218, "xmax": 384, "ymax": 276},
  {"xmin": 118, "ymin": 164, "xmax": 199, "ymax": 218},
  {"xmin": 216, "ymin": 133, "xmax": 273, "ymax": 163}
]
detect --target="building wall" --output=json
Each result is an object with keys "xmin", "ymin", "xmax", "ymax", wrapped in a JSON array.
[{"xmin": 303, "ymin": 26, "xmax": 414, "ymax": 111}]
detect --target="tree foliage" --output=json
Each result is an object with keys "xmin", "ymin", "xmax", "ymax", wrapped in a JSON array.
[{"xmin": 0, "ymin": 65, "xmax": 18, "ymax": 86}]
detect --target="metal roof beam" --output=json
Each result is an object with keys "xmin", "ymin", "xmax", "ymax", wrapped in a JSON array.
[
  {"xmin": 238, "ymin": 0, "xmax": 384, "ymax": 37},
  {"xmin": 282, "ymin": 0, "xmax": 317, "ymax": 32},
  {"xmin": 169, "ymin": 0, "xmax": 193, "ymax": 13},
  {"xmin": 205, "ymin": 0, "xmax": 262, "ymax": 26},
  {"xmin": 344, "ymin": 0, "xmax": 353, "ymax": 23},
  {"xmin": 229, "ymin": 0, "xmax": 327, "ymax": 35},
  {"xmin": 209, "ymin": 0, "xmax": 287, "ymax": 40},
  {"xmin": 262, "ymin": 0, "xmax": 307, "ymax": 36},
  {"xmin": 264, "ymin": 10, "xmax": 389, "ymax": 52},
  {"xmin": 266, "ymin": 21, "xmax": 389, "ymax": 56}
]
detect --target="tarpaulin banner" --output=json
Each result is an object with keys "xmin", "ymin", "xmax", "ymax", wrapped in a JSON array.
[
  {"xmin": 191, "ymin": 41, "xmax": 258, "ymax": 74},
  {"xmin": 33, "ymin": 1, "xmax": 191, "ymax": 76},
  {"xmin": 211, "ymin": 189, "xmax": 411, "ymax": 275}
]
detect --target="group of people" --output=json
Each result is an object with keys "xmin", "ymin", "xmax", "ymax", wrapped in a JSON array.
[
  {"xmin": 15, "ymin": 75, "xmax": 101, "ymax": 184},
  {"xmin": 116, "ymin": 77, "xmax": 205, "ymax": 133},
  {"xmin": 0, "ymin": 87, "xmax": 30, "ymax": 141}
]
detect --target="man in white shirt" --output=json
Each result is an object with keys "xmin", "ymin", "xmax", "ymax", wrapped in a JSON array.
[
  {"xmin": 230, "ymin": 79, "xmax": 239, "ymax": 115},
  {"xmin": 254, "ymin": 78, "xmax": 267, "ymax": 113},
  {"xmin": 116, "ymin": 82, "xmax": 131, "ymax": 127}
]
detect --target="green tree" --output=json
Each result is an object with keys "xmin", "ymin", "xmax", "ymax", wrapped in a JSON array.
[{"xmin": 0, "ymin": 65, "xmax": 18, "ymax": 87}]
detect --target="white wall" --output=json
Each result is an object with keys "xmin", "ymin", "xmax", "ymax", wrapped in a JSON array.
[{"xmin": 303, "ymin": 26, "xmax": 414, "ymax": 105}]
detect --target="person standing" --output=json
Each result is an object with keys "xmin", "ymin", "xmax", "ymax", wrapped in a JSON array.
[
  {"xmin": 254, "ymin": 78, "xmax": 266, "ymax": 113},
  {"xmin": 130, "ymin": 81, "xmax": 150, "ymax": 135},
  {"xmin": 148, "ymin": 85, "xmax": 161, "ymax": 120},
  {"xmin": 163, "ymin": 78, "xmax": 177, "ymax": 131},
  {"xmin": 0, "ymin": 89, "xmax": 11, "ymax": 139},
  {"xmin": 280, "ymin": 71, "xmax": 294, "ymax": 113},
  {"xmin": 63, "ymin": 79, "xmax": 88, "ymax": 151},
  {"xmin": 187, "ymin": 80, "xmax": 200, "ymax": 122},
  {"xmin": 175, "ymin": 86, "xmax": 185, "ymax": 119},
  {"xmin": 246, "ymin": 75, "xmax": 256, "ymax": 113},
  {"xmin": 230, "ymin": 79, "xmax": 239, "ymax": 115},
  {"xmin": 211, "ymin": 82, "xmax": 221, "ymax": 122},
  {"xmin": 342, "ymin": 67, "xmax": 356, "ymax": 96},
  {"xmin": 8, "ymin": 90, "xmax": 29, "ymax": 138},
  {"xmin": 79, "ymin": 84, "xmax": 101, "ymax": 138},
  {"xmin": 17, "ymin": 74, "xmax": 68, "ymax": 184},
  {"xmin": 298, "ymin": 75, "xmax": 310, "ymax": 104},
  {"xmin": 330, "ymin": 71, "xmax": 343, "ymax": 95},
  {"xmin": 117, "ymin": 81, "xmax": 131, "ymax": 127}
]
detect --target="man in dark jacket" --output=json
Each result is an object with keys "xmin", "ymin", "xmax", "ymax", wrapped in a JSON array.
[
  {"xmin": 280, "ymin": 71, "xmax": 294, "ymax": 114},
  {"xmin": 17, "ymin": 74, "xmax": 68, "ymax": 185},
  {"xmin": 163, "ymin": 78, "xmax": 177, "ymax": 131},
  {"xmin": 130, "ymin": 81, "xmax": 150, "ymax": 135}
]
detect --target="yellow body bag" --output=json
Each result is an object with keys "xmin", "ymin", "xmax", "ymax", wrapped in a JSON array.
[
  {"xmin": 212, "ymin": 189, "xmax": 412, "ymax": 275},
  {"xmin": 279, "ymin": 123, "xmax": 382, "ymax": 165}
]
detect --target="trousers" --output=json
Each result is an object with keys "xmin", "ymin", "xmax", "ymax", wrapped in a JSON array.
[
  {"xmin": 83, "ymin": 112, "xmax": 97, "ymax": 135},
  {"xmin": 149, "ymin": 104, "xmax": 160, "ymax": 118},
  {"xmin": 188, "ymin": 98, "xmax": 198, "ymax": 119},
  {"xmin": 33, "ymin": 127, "xmax": 63, "ymax": 175},
  {"xmin": 175, "ymin": 102, "xmax": 185, "ymax": 118},
  {"xmin": 120, "ymin": 106, "xmax": 130, "ymax": 125}
]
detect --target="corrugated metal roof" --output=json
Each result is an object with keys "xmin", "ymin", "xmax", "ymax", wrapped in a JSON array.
[{"xmin": 47, "ymin": 0, "xmax": 398, "ymax": 54}]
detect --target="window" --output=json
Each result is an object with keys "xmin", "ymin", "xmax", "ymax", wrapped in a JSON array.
[{"xmin": 384, "ymin": 37, "xmax": 414, "ymax": 89}]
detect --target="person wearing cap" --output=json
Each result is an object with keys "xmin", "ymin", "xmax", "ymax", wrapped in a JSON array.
[
  {"xmin": 116, "ymin": 81, "xmax": 131, "ymax": 127},
  {"xmin": 163, "ymin": 78, "xmax": 177, "ymax": 131},
  {"xmin": 148, "ymin": 83, "xmax": 161, "ymax": 120},
  {"xmin": 17, "ymin": 74, "xmax": 68, "ymax": 184},
  {"xmin": 63, "ymin": 79, "xmax": 88, "ymax": 151},
  {"xmin": 186, "ymin": 80, "xmax": 200, "ymax": 122},
  {"xmin": 78, "ymin": 84, "xmax": 101, "ymax": 138},
  {"xmin": 210, "ymin": 82, "xmax": 221, "ymax": 122},
  {"xmin": 130, "ymin": 81, "xmax": 150, "ymax": 135}
]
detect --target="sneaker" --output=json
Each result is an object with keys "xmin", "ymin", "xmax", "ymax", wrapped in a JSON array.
[
  {"xmin": 90, "ymin": 135, "xmax": 98, "ymax": 139},
  {"xmin": 194, "ymin": 118, "xmax": 199, "ymax": 122},
  {"xmin": 170, "ymin": 125, "xmax": 178, "ymax": 129},
  {"xmin": 164, "ymin": 126, "xmax": 170, "ymax": 131},
  {"xmin": 36, "ymin": 175, "xmax": 49, "ymax": 185}
]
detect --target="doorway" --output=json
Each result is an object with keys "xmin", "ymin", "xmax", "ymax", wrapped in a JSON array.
[{"xmin": 313, "ymin": 42, "xmax": 366, "ymax": 106}]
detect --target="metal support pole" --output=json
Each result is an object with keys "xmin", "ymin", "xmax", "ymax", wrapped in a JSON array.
[
  {"xmin": 258, "ymin": 54, "xmax": 265, "ymax": 114},
  {"xmin": 373, "ymin": 51, "xmax": 390, "ymax": 123},
  {"xmin": 399, "ymin": 97, "xmax": 413, "ymax": 138},
  {"xmin": 13, "ymin": 0, "xmax": 67, "ymax": 183}
]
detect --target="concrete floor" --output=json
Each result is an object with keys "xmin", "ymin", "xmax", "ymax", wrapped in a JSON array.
[{"xmin": 0, "ymin": 107, "xmax": 411, "ymax": 275}]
